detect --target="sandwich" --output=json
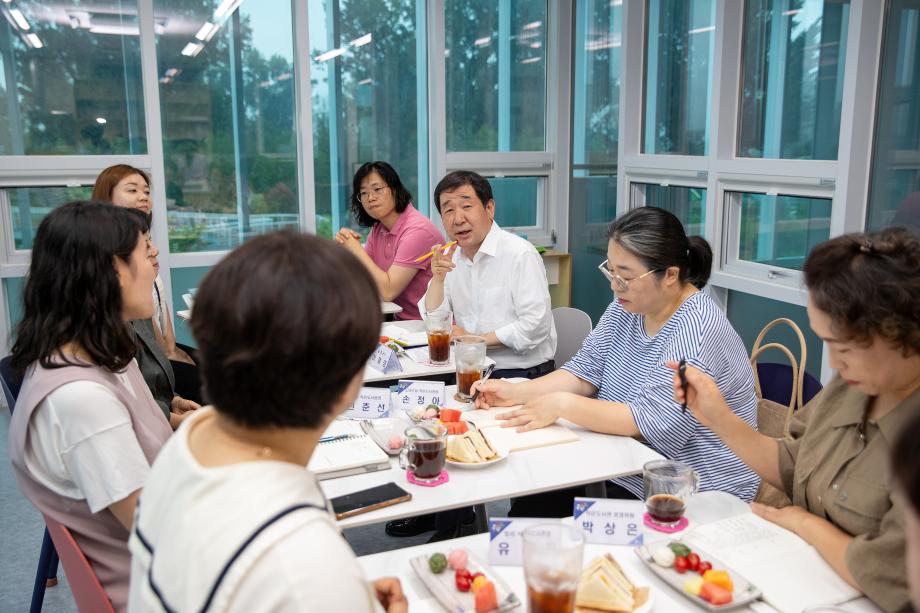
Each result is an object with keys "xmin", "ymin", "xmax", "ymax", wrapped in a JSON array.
[
  {"xmin": 446, "ymin": 430, "xmax": 498, "ymax": 463},
  {"xmin": 575, "ymin": 554, "xmax": 648, "ymax": 612}
]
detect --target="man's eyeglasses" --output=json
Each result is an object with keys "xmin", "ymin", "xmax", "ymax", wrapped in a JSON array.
[
  {"xmin": 597, "ymin": 259, "xmax": 660, "ymax": 292},
  {"xmin": 358, "ymin": 185, "xmax": 389, "ymax": 203}
]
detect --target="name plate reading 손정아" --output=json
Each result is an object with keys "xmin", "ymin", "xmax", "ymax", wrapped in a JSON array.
[{"xmin": 393, "ymin": 379, "xmax": 445, "ymax": 410}]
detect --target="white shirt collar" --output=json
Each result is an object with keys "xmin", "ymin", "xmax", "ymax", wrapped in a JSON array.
[{"xmin": 463, "ymin": 221, "xmax": 502, "ymax": 263}]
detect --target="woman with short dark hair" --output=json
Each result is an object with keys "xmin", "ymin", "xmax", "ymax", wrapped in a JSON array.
[
  {"xmin": 128, "ymin": 230, "xmax": 407, "ymax": 612},
  {"xmin": 8, "ymin": 202, "xmax": 173, "ymax": 612},
  {"xmin": 476, "ymin": 206, "xmax": 759, "ymax": 509},
  {"xmin": 674, "ymin": 227, "xmax": 920, "ymax": 611},
  {"xmin": 335, "ymin": 161, "xmax": 443, "ymax": 320}
]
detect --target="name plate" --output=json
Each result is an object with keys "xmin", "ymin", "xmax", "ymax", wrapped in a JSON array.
[
  {"xmin": 487, "ymin": 518, "xmax": 547, "ymax": 566},
  {"xmin": 369, "ymin": 344, "xmax": 402, "ymax": 374},
  {"xmin": 344, "ymin": 387, "xmax": 391, "ymax": 419},
  {"xmin": 573, "ymin": 498, "xmax": 644, "ymax": 545},
  {"xmin": 393, "ymin": 379, "xmax": 445, "ymax": 409}
]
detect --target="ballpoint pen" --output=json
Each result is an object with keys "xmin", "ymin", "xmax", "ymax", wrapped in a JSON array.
[
  {"xmin": 470, "ymin": 363, "xmax": 497, "ymax": 404},
  {"xmin": 319, "ymin": 434, "xmax": 351, "ymax": 444},
  {"xmin": 678, "ymin": 358, "xmax": 689, "ymax": 414}
]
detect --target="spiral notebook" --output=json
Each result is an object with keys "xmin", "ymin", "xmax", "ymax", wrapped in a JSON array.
[{"xmin": 308, "ymin": 420, "xmax": 391, "ymax": 481}]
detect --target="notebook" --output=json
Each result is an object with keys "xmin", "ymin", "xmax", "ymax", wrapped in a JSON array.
[
  {"xmin": 461, "ymin": 407, "xmax": 580, "ymax": 452},
  {"xmin": 308, "ymin": 420, "xmax": 391, "ymax": 481},
  {"xmin": 684, "ymin": 513, "xmax": 860, "ymax": 613}
]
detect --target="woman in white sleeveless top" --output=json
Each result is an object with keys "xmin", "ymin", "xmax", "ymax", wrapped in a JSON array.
[
  {"xmin": 8, "ymin": 202, "xmax": 174, "ymax": 612},
  {"xmin": 128, "ymin": 231, "xmax": 407, "ymax": 612}
]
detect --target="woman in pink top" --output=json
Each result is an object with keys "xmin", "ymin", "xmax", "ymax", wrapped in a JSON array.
[{"xmin": 335, "ymin": 161, "xmax": 444, "ymax": 320}]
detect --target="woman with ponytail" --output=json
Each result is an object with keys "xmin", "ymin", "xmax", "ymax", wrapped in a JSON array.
[{"xmin": 475, "ymin": 207, "xmax": 759, "ymax": 513}]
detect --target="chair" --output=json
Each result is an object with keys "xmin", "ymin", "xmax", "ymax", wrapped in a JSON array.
[
  {"xmin": 42, "ymin": 514, "xmax": 116, "ymax": 613},
  {"xmin": 2, "ymin": 356, "xmax": 61, "ymax": 613},
  {"xmin": 552, "ymin": 307, "xmax": 593, "ymax": 367}
]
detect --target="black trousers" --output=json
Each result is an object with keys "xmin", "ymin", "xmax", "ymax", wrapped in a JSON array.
[
  {"xmin": 171, "ymin": 343, "xmax": 203, "ymax": 405},
  {"xmin": 508, "ymin": 481, "xmax": 639, "ymax": 518}
]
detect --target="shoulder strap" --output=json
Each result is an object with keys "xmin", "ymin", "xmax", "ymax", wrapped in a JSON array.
[{"xmin": 135, "ymin": 503, "xmax": 325, "ymax": 613}]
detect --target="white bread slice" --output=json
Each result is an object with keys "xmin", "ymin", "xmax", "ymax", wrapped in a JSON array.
[
  {"xmin": 446, "ymin": 436, "xmax": 479, "ymax": 462},
  {"xmin": 468, "ymin": 430, "xmax": 498, "ymax": 460},
  {"xmin": 575, "ymin": 555, "xmax": 636, "ymax": 612}
]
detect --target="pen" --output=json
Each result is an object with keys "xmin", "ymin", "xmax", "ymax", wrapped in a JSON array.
[
  {"xmin": 319, "ymin": 434, "xmax": 351, "ymax": 444},
  {"xmin": 470, "ymin": 363, "xmax": 497, "ymax": 403},
  {"xmin": 414, "ymin": 241, "xmax": 458, "ymax": 263},
  {"xmin": 678, "ymin": 358, "xmax": 688, "ymax": 414}
]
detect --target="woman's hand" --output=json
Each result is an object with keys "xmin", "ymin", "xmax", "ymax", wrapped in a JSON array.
[
  {"xmin": 373, "ymin": 577, "xmax": 408, "ymax": 613},
  {"xmin": 751, "ymin": 502, "xmax": 811, "ymax": 536},
  {"xmin": 666, "ymin": 361, "xmax": 732, "ymax": 428},
  {"xmin": 495, "ymin": 392, "xmax": 573, "ymax": 432},
  {"xmin": 171, "ymin": 395, "xmax": 200, "ymax": 414},
  {"xmin": 335, "ymin": 228, "xmax": 363, "ymax": 253},
  {"xmin": 472, "ymin": 379, "xmax": 525, "ymax": 410},
  {"xmin": 429, "ymin": 243, "xmax": 457, "ymax": 281}
]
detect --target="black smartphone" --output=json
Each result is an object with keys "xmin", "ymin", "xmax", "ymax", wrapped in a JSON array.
[{"xmin": 330, "ymin": 482, "xmax": 412, "ymax": 520}]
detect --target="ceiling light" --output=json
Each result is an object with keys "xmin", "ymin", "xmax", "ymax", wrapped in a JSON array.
[
  {"xmin": 214, "ymin": 0, "xmax": 243, "ymax": 19},
  {"xmin": 523, "ymin": 21, "xmax": 541, "ymax": 30},
  {"xmin": 474, "ymin": 36, "xmax": 490, "ymax": 47},
  {"xmin": 688, "ymin": 25, "xmax": 715, "ymax": 35},
  {"xmin": 95, "ymin": 117, "xmax": 107, "ymax": 124},
  {"xmin": 25, "ymin": 33, "xmax": 43, "ymax": 48},
  {"xmin": 521, "ymin": 56, "xmax": 541, "ymax": 64},
  {"xmin": 350, "ymin": 33, "xmax": 371, "ymax": 47},
  {"xmin": 315, "ymin": 47, "xmax": 345, "ymax": 62},
  {"xmin": 195, "ymin": 22, "xmax": 218, "ymax": 41},
  {"xmin": 181, "ymin": 42, "xmax": 204, "ymax": 57},
  {"xmin": 9, "ymin": 8, "xmax": 30, "ymax": 30}
]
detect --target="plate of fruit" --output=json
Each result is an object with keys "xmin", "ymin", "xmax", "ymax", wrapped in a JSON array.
[
  {"xmin": 411, "ymin": 548, "xmax": 521, "ymax": 613},
  {"xmin": 404, "ymin": 405, "xmax": 475, "ymax": 435},
  {"xmin": 634, "ymin": 541, "xmax": 760, "ymax": 610},
  {"xmin": 446, "ymin": 429, "xmax": 508, "ymax": 468}
]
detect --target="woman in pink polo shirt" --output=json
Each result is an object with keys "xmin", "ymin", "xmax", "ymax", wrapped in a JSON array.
[{"xmin": 335, "ymin": 161, "xmax": 444, "ymax": 320}]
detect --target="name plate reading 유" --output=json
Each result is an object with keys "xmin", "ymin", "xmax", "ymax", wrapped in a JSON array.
[
  {"xmin": 487, "ymin": 518, "xmax": 547, "ymax": 566},
  {"xmin": 573, "ymin": 498, "xmax": 644, "ymax": 545}
]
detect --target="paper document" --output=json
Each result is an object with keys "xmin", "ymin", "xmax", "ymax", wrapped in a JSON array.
[
  {"xmin": 685, "ymin": 513, "xmax": 860, "ymax": 613},
  {"xmin": 463, "ymin": 407, "xmax": 580, "ymax": 452}
]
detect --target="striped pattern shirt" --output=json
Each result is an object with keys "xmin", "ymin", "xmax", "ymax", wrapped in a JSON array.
[{"xmin": 562, "ymin": 292, "xmax": 759, "ymax": 501}]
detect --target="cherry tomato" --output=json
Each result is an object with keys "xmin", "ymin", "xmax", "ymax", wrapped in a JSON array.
[
  {"xmin": 674, "ymin": 556, "xmax": 689, "ymax": 574},
  {"xmin": 697, "ymin": 561, "xmax": 713, "ymax": 574},
  {"xmin": 686, "ymin": 552, "xmax": 700, "ymax": 572},
  {"xmin": 455, "ymin": 569, "xmax": 472, "ymax": 592}
]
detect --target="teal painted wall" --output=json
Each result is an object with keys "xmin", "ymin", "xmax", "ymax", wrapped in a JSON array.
[{"xmin": 170, "ymin": 267, "xmax": 212, "ymax": 348}]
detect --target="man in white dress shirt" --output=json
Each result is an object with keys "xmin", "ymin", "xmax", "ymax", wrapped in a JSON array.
[
  {"xmin": 387, "ymin": 172, "xmax": 558, "ymax": 541},
  {"xmin": 421, "ymin": 170, "xmax": 557, "ymax": 379}
]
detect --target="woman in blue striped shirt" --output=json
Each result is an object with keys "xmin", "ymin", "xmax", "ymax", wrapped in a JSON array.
[{"xmin": 475, "ymin": 207, "xmax": 760, "ymax": 504}]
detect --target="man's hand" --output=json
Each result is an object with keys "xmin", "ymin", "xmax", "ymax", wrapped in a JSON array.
[{"xmin": 430, "ymin": 243, "xmax": 457, "ymax": 281}]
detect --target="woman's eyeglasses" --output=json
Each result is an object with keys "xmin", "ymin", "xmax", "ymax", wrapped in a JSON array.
[{"xmin": 597, "ymin": 259, "xmax": 660, "ymax": 292}]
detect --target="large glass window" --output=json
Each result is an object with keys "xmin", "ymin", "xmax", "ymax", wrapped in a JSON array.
[
  {"xmin": 5, "ymin": 185, "xmax": 94, "ymax": 250},
  {"xmin": 643, "ymin": 0, "xmax": 715, "ymax": 156},
  {"xmin": 0, "ymin": 0, "xmax": 146, "ymax": 155},
  {"xmin": 155, "ymin": 0, "xmax": 298, "ymax": 253},
  {"xmin": 735, "ymin": 192, "xmax": 831, "ymax": 270},
  {"xmin": 633, "ymin": 184, "xmax": 706, "ymax": 236},
  {"xmin": 738, "ymin": 0, "xmax": 850, "ymax": 160},
  {"xmin": 867, "ymin": 0, "xmax": 920, "ymax": 232},
  {"xmin": 489, "ymin": 176, "xmax": 540, "ymax": 228},
  {"xmin": 445, "ymin": 0, "xmax": 547, "ymax": 152},
  {"xmin": 569, "ymin": 0, "xmax": 621, "ymax": 322},
  {"xmin": 309, "ymin": 0, "xmax": 427, "ymax": 239}
]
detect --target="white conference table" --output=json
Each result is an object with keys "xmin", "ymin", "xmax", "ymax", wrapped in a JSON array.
[
  {"xmin": 358, "ymin": 491, "xmax": 882, "ymax": 613},
  {"xmin": 178, "ymin": 300, "xmax": 401, "ymax": 322},
  {"xmin": 322, "ymin": 385, "xmax": 664, "ymax": 529},
  {"xmin": 364, "ymin": 319, "xmax": 457, "ymax": 383}
]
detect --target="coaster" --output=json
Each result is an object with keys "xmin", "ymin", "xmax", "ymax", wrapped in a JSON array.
[
  {"xmin": 407, "ymin": 469, "xmax": 450, "ymax": 487},
  {"xmin": 643, "ymin": 513, "xmax": 689, "ymax": 533}
]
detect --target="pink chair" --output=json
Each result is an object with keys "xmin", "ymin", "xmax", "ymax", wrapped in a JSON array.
[{"xmin": 41, "ymin": 515, "xmax": 116, "ymax": 613}]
